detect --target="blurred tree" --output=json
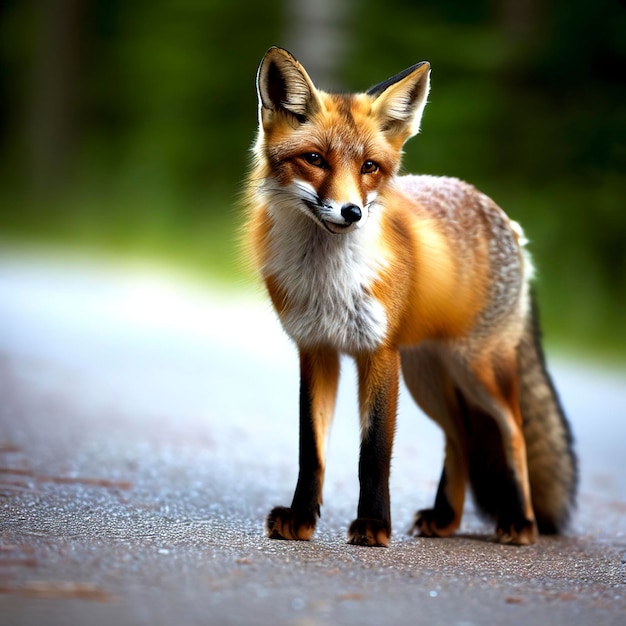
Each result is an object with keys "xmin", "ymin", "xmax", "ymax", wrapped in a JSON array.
[
  {"xmin": 23, "ymin": 0, "xmax": 88, "ymax": 189},
  {"xmin": 284, "ymin": 0, "xmax": 353, "ymax": 89},
  {"xmin": 499, "ymin": 0, "xmax": 538, "ymax": 40},
  {"xmin": 0, "ymin": 0, "xmax": 282, "ymax": 199}
]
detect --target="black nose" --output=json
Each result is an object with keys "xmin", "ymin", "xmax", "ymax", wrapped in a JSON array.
[{"xmin": 341, "ymin": 203, "xmax": 362, "ymax": 224}]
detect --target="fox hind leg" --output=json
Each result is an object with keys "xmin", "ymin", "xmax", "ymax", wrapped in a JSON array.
[
  {"xmin": 463, "ymin": 352, "xmax": 538, "ymax": 545},
  {"xmin": 402, "ymin": 344, "xmax": 538, "ymax": 545}
]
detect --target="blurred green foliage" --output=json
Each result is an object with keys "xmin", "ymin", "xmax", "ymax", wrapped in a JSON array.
[{"xmin": 0, "ymin": 0, "xmax": 625, "ymax": 357}]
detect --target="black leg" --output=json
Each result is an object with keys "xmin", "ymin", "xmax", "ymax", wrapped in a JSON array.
[{"xmin": 266, "ymin": 349, "xmax": 339, "ymax": 541}]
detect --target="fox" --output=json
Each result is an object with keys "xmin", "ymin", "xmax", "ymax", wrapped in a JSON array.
[{"xmin": 243, "ymin": 46, "xmax": 577, "ymax": 547}]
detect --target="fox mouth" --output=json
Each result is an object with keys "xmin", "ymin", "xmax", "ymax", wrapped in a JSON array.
[
  {"xmin": 322, "ymin": 220, "xmax": 352, "ymax": 234},
  {"xmin": 302, "ymin": 200, "xmax": 354, "ymax": 234}
]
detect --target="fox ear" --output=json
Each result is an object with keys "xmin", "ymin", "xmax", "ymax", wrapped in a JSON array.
[
  {"xmin": 257, "ymin": 47, "xmax": 322, "ymax": 129},
  {"xmin": 368, "ymin": 61, "xmax": 431, "ymax": 143}
]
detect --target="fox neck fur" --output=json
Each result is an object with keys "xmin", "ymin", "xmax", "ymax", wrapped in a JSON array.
[{"xmin": 261, "ymin": 181, "xmax": 389, "ymax": 353}]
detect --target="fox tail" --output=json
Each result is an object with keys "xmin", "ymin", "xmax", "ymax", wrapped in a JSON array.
[{"xmin": 516, "ymin": 293, "xmax": 578, "ymax": 532}]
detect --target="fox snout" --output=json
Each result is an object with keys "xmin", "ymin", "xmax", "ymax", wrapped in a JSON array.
[
  {"xmin": 318, "ymin": 199, "xmax": 365, "ymax": 234},
  {"xmin": 296, "ymin": 180, "xmax": 368, "ymax": 234}
]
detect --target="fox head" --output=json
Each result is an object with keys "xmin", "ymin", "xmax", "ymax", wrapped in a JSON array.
[{"xmin": 254, "ymin": 46, "xmax": 430, "ymax": 234}]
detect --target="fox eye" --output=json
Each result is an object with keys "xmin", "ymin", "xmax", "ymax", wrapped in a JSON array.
[
  {"xmin": 302, "ymin": 152, "xmax": 327, "ymax": 169},
  {"xmin": 361, "ymin": 160, "xmax": 379, "ymax": 174}
]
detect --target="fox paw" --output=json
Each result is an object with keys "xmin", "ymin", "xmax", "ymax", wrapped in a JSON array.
[
  {"xmin": 495, "ymin": 517, "xmax": 537, "ymax": 546},
  {"xmin": 347, "ymin": 518, "xmax": 390, "ymax": 547},
  {"xmin": 266, "ymin": 506, "xmax": 316, "ymax": 541},
  {"xmin": 411, "ymin": 508, "xmax": 459, "ymax": 538}
]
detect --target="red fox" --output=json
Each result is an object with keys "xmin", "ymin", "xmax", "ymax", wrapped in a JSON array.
[{"xmin": 244, "ymin": 47, "xmax": 577, "ymax": 547}]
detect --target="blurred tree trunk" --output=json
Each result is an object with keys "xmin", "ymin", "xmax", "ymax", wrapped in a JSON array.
[
  {"xmin": 284, "ymin": 0, "xmax": 353, "ymax": 90},
  {"xmin": 24, "ymin": 0, "xmax": 87, "ymax": 189},
  {"xmin": 498, "ymin": 0, "xmax": 539, "ymax": 40}
]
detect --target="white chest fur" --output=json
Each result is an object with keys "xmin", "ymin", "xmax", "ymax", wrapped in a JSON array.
[{"xmin": 263, "ymin": 214, "xmax": 388, "ymax": 354}]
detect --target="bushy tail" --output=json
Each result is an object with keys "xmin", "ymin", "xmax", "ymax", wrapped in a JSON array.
[{"xmin": 517, "ymin": 293, "xmax": 578, "ymax": 532}]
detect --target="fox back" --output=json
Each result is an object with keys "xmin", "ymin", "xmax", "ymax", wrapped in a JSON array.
[{"xmin": 244, "ymin": 47, "xmax": 576, "ymax": 547}]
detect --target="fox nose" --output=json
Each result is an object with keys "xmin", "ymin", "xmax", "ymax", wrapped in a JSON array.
[{"xmin": 341, "ymin": 203, "xmax": 362, "ymax": 224}]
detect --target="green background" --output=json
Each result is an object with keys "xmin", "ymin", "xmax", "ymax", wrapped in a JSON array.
[{"xmin": 1, "ymin": 0, "xmax": 624, "ymax": 358}]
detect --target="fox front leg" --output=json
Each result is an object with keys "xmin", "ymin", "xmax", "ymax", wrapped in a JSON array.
[
  {"xmin": 348, "ymin": 348, "xmax": 400, "ymax": 547},
  {"xmin": 266, "ymin": 348, "xmax": 339, "ymax": 541}
]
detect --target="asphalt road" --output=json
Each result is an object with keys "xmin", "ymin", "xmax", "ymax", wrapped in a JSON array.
[{"xmin": 0, "ymin": 248, "xmax": 625, "ymax": 625}]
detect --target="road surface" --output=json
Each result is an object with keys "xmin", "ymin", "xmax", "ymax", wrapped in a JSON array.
[{"xmin": 0, "ymin": 247, "xmax": 625, "ymax": 625}]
